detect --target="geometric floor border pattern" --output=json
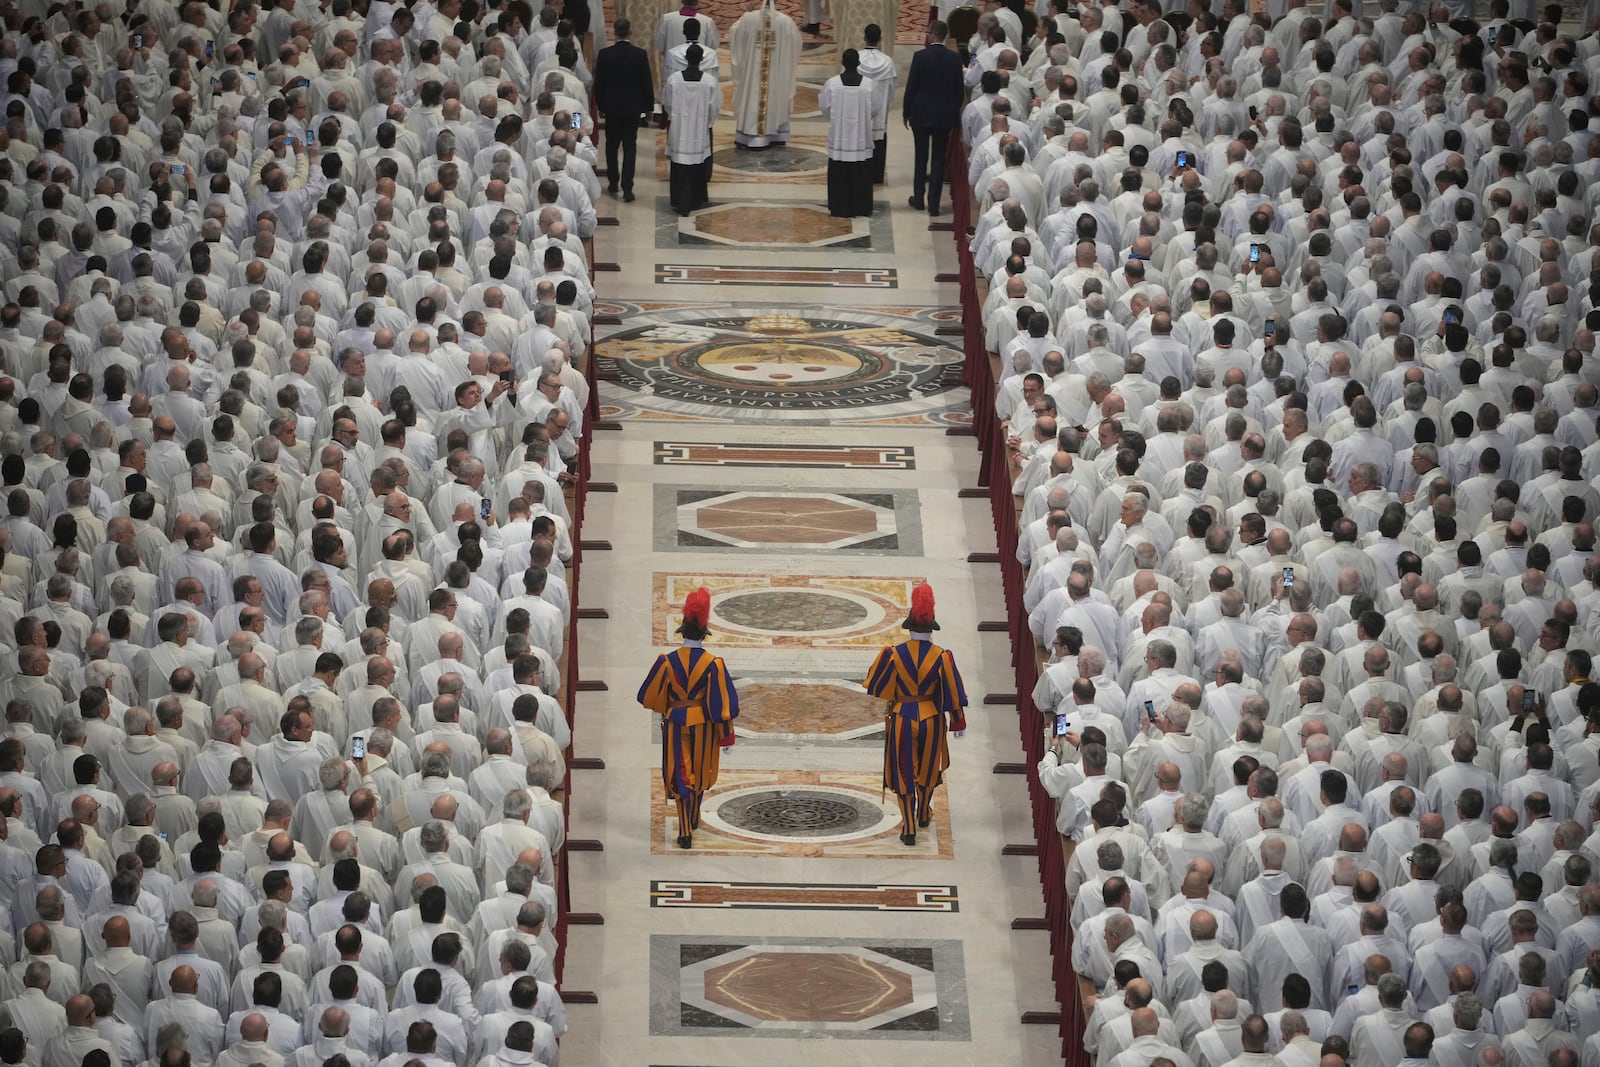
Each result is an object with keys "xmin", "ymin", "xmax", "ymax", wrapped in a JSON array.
[
  {"xmin": 656, "ymin": 264, "xmax": 899, "ymax": 288},
  {"xmin": 651, "ymin": 880, "xmax": 959, "ymax": 912},
  {"xmin": 653, "ymin": 441, "xmax": 916, "ymax": 469}
]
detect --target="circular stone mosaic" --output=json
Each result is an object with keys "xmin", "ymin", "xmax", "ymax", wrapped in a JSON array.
[
  {"xmin": 684, "ymin": 339, "xmax": 869, "ymax": 386},
  {"xmin": 715, "ymin": 591, "xmax": 870, "ymax": 631},
  {"xmin": 715, "ymin": 789, "xmax": 883, "ymax": 837},
  {"xmin": 711, "ymin": 144, "xmax": 828, "ymax": 174},
  {"xmin": 597, "ymin": 306, "xmax": 964, "ymax": 421},
  {"xmin": 713, "ymin": 588, "xmax": 870, "ymax": 630}
]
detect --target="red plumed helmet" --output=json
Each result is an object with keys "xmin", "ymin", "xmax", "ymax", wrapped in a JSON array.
[
  {"xmin": 680, "ymin": 587, "xmax": 711, "ymax": 634},
  {"xmin": 903, "ymin": 583, "xmax": 940, "ymax": 631}
]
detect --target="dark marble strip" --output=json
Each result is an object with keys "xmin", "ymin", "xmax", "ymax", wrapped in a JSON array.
[
  {"xmin": 652, "ymin": 879, "xmax": 959, "ymax": 911},
  {"xmin": 653, "ymin": 441, "xmax": 917, "ymax": 469}
]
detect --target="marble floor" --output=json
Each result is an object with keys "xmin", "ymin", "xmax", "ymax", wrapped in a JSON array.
[{"xmin": 564, "ymin": 40, "xmax": 1063, "ymax": 1066}]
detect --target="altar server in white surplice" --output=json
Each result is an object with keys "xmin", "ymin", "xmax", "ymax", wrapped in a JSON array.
[
  {"xmin": 820, "ymin": 50, "xmax": 877, "ymax": 218},
  {"xmin": 730, "ymin": 0, "xmax": 800, "ymax": 148},
  {"xmin": 663, "ymin": 46, "xmax": 720, "ymax": 216},
  {"xmin": 854, "ymin": 24, "xmax": 897, "ymax": 184},
  {"xmin": 662, "ymin": 15, "xmax": 719, "ymax": 82},
  {"xmin": 652, "ymin": 0, "xmax": 718, "ymax": 91}
]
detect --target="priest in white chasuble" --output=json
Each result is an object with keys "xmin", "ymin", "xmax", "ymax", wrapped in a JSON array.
[
  {"xmin": 730, "ymin": 0, "xmax": 800, "ymax": 149},
  {"xmin": 820, "ymin": 48, "xmax": 877, "ymax": 217}
]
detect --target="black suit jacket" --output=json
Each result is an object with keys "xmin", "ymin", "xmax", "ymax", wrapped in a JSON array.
[
  {"xmin": 593, "ymin": 39, "xmax": 654, "ymax": 118},
  {"xmin": 902, "ymin": 42, "xmax": 965, "ymax": 130}
]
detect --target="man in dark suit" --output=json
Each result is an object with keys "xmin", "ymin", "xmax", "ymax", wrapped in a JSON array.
[
  {"xmin": 902, "ymin": 20, "xmax": 965, "ymax": 218},
  {"xmin": 592, "ymin": 17, "xmax": 654, "ymax": 201}
]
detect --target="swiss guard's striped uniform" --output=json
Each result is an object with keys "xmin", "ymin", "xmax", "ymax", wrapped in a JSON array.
[
  {"xmin": 638, "ymin": 641, "xmax": 739, "ymax": 839},
  {"xmin": 865, "ymin": 635, "xmax": 969, "ymax": 840}
]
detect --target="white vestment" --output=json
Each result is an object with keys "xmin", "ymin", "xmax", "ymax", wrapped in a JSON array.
[
  {"xmin": 653, "ymin": 10, "xmax": 719, "ymax": 69},
  {"xmin": 819, "ymin": 75, "xmax": 876, "ymax": 160},
  {"xmin": 854, "ymin": 45, "xmax": 897, "ymax": 140},
  {"xmin": 730, "ymin": 0, "xmax": 801, "ymax": 146},
  {"xmin": 663, "ymin": 73, "xmax": 720, "ymax": 163}
]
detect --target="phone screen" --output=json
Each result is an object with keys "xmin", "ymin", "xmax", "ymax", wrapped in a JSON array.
[
  {"xmin": 1144, "ymin": 700, "xmax": 1156, "ymax": 723},
  {"xmin": 1054, "ymin": 713, "xmax": 1069, "ymax": 737},
  {"xmin": 1250, "ymin": 245, "xmax": 1261, "ymax": 263},
  {"xmin": 571, "ymin": 112, "xmax": 583, "ymax": 129},
  {"xmin": 1523, "ymin": 691, "xmax": 1536, "ymax": 711},
  {"xmin": 172, "ymin": 164, "xmax": 185, "ymax": 175},
  {"xmin": 350, "ymin": 735, "xmax": 366, "ymax": 760},
  {"xmin": 480, "ymin": 497, "xmax": 493, "ymax": 520},
  {"xmin": 1176, "ymin": 151, "xmax": 1188, "ymax": 168},
  {"xmin": 1264, "ymin": 319, "xmax": 1276, "ymax": 336},
  {"xmin": 1282, "ymin": 566, "xmax": 1294, "ymax": 587},
  {"xmin": 134, "ymin": 34, "xmax": 142, "ymax": 46}
]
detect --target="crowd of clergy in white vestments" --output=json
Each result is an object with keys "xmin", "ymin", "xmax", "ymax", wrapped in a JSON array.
[
  {"xmin": 963, "ymin": 1, "xmax": 1600, "ymax": 1067},
  {"xmin": 0, "ymin": 0, "xmax": 609, "ymax": 1064}
]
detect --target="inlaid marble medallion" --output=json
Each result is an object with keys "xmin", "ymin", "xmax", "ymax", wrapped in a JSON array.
[
  {"xmin": 653, "ymin": 199, "xmax": 893, "ymax": 251},
  {"xmin": 726, "ymin": 671, "xmax": 886, "ymax": 745},
  {"xmin": 654, "ymin": 485, "xmax": 920, "ymax": 554},
  {"xmin": 646, "ymin": 670, "xmax": 885, "ymax": 746},
  {"xmin": 649, "ymin": 769, "xmax": 952, "ymax": 858},
  {"xmin": 650, "ymin": 936, "xmax": 970, "ymax": 1039},
  {"xmin": 652, "ymin": 572, "xmax": 923, "ymax": 648},
  {"xmin": 598, "ymin": 304, "xmax": 966, "ymax": 423}
]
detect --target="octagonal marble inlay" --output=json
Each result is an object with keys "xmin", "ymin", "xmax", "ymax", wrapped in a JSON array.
[
  {"xmin": 685, "ymin": 202, "xmax": 870, "ymax": 247},
  {"xmin": 731, "ymin": 675, "xmax": 886, "ymax": 742},
  {"xmin": 699, "ymin": 494, "xmax": 879, "ymax": 540},
  {"xmin": 651, "ymin": 935, "xmax": 971, "ymax": 1040},
  {"xmin": 686, "ymin": 945, "xmax": 933, "ymax": 1029},
  {"xmin": 683, "ymin": 490, "xmax": 895, "ymax": 550},
  {"xmin": 656, "ymin": 486, "xmax": 919, "ymax": 556}
]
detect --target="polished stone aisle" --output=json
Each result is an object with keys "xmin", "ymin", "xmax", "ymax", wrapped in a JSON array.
[{"xmin": 560, "ymin": 38, "xmax": 1063, "ymax": 1065}]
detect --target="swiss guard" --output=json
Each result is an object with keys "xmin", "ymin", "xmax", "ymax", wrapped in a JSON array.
[
  {"xmin": 638, "ymin": 587, "xmax": 740, "ymax": 848},
  {"xmin": 865, "ymin": 583, "xmax": 969, "ymax": 845}
]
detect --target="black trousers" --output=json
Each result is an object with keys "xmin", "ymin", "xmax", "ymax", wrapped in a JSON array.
[
  {"xmin": 827, "ymin": 158, "xmax": 874, "ymax": 217},
  {"xmin": 872, "ymin": 137, "xmax": 887, "ymax": 185},
  {"xmin": 605, "ymin": 114, "xmax": 641, "ymax": 193},
  {"xmin": 670, "ymin": 159, "xmax": 711, "ymax": 214},
  {"xmin": 911, "ymin": 125, "xmax": 949, "ymax": 209}
]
